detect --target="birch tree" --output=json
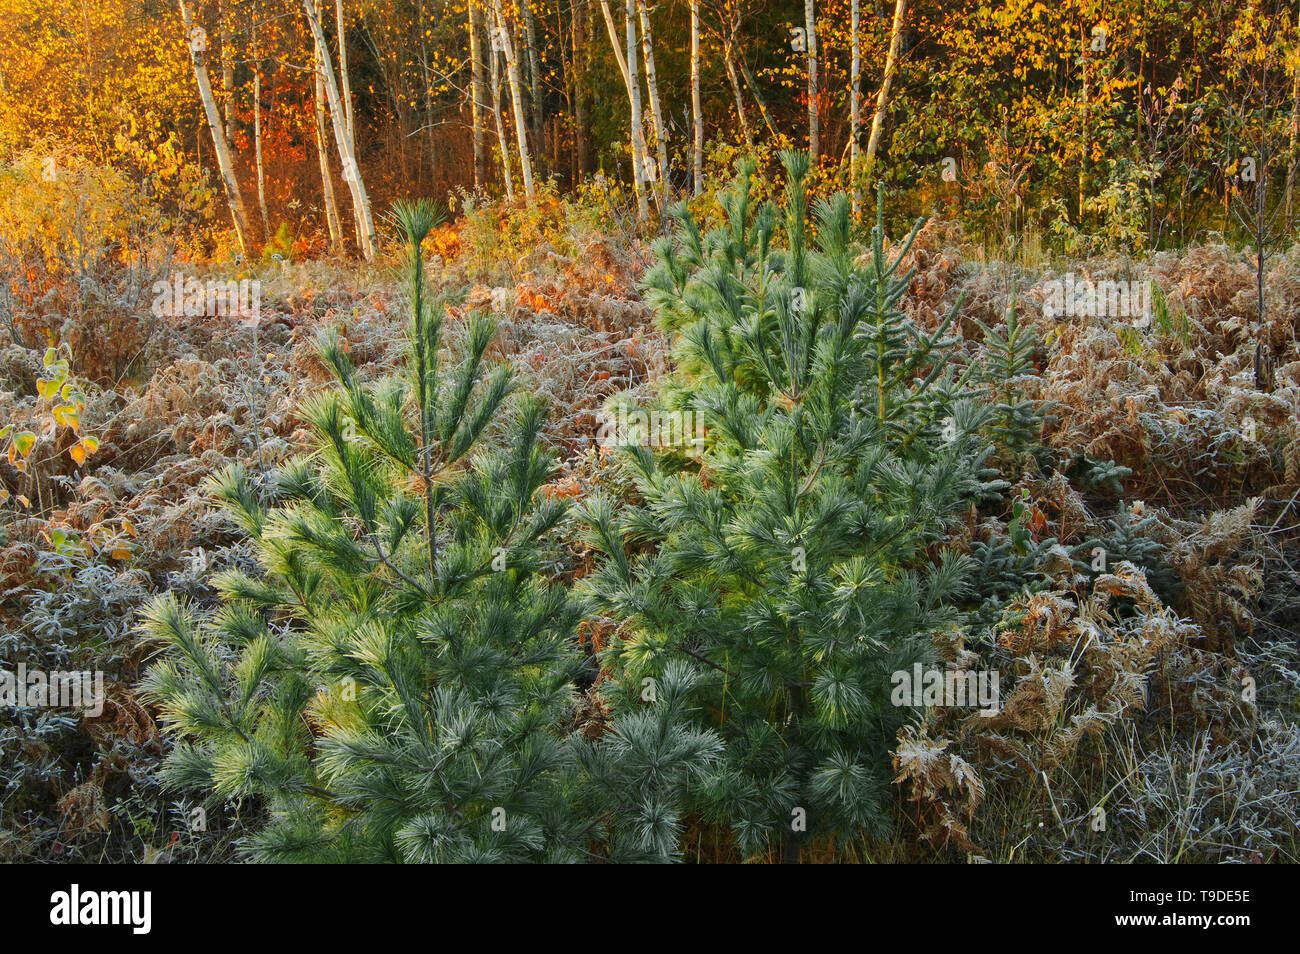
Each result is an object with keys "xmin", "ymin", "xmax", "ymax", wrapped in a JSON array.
[
  {"xmin": 638, "ymin": 0, "xmax": 669, "ymax": 203},
  {"xmin": 219, "ymin": 0, "xmax": 236, "ymax": 150},
  {"xmin": 313, "ymin": 47, "xmax": 344, "ymax": 252},
  {"xmin": 625, "ymin": 0, "xmax": 652, "ymax": 208},
  {"xmin": 251, "ymin": 19, "xmax": 270, "ymax": 239},
  {"xmin": 468, "ymin": 0, "xmax": 489, "ymax": 190},
  {"xmin": 488, "ymin": 25, "xmax": 516, "ymax": 200},
  {"xmin": 863, "ymin": 0, "xmax": 907, "ymax": 182},
  {"xmin": 691, "ymin": 0, "xmax": 703, "ymax": 194},
  {"xmin": 335, "ymin": 0, "xmax": 356, "ymax": 157},
  {"xmin": 598, "ymin": 0, "xmax": 650, "ymax": 218},
  {"xmin": 522, "ymin": 0, "xmax": 544, "ymax": 150},
  {"xmin": 178, "ymin": 0, "xmax": 254, "ymax": 256},
  {"xmin": 491, "ymin": 0, "xmax": 535, "ymax": 199},
  {"xmin": 304, "ymin": 0, "xmax": 376, "ymax": 259}
]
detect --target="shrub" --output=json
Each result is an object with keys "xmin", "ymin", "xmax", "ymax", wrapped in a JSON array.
[
  {"xmin": 142, "ymin": 200, "xmax": 717, "ymax": 862},
  {"xmin": 581, "ymin": 155, "xmax": 994, "ymax": 861}
]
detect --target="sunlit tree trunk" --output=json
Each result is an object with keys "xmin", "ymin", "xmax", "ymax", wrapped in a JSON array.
[
  {"xmin": 624, "ymin": 0, "xmax": 651, "ymax": 208},
  {"xmin": 849, "ymin": 0, "xmax": 860, "ymax": 216},
  {"xmin": 313, "ymin": 48, "xmax": 344, "ymax": 252},
  {"xmin": 804, "ymin": 0, "xmax": 818, "ymax": 162},
  {"xmin": 572, "ymin": 0, "xmax": 592, "ymax": 178},
  {"xmin": 598, "ymin": 0, "xmax": 650, "ymax": 218},
  {"xmin": 491, "ymin": 0, "xmax": 535, "ymax": 198},
  {"xmin": 1079, "ymin": 24, "xmax": 1090, "ymax": 226},
  {"xmin": 251, "ymin": 22, "xmax": 270, "ymax": 240},
  {"xmin": 335, "ymin": 0, "xmax": 362, "ymax": 248},
  {"xmin": 638, "ymin": 0, "xmax": 668, "ymax": 205},
  {"xmin": 522, "ymin": 0, "xmax": 544, "ymax": 154},
  {"xmin": 468, "ymin": 1, "xmax": 489, "ymax": 191},
  {"xmin": 336, "ymin": 0, "xmax": 356, "ymax": 154},
  {"xmin": 220, "ymin": 0, "xmax": 236, "ymax": 151},
  {"xmin": 691, "ymin": 0, "xmax": 703, "ymax": 194},
  {"xmin": 178, "ymin": 0, "xmax": 253, "ymax": 257},
  {"xmin": 863, "ymin": 0, "xmax": 907, "ymax": 181},
  {"xmin": 304, "ymin": 0, "xmax": 376, "ymax": 259},
  {"xmin": 489, "ymin": 36, "xmax": 516, "ymax": 200}
]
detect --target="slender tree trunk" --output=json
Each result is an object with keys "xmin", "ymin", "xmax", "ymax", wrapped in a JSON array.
[
  {"xmin": 637, "ymin": 0, "xmax": 668, "ymax": 204},
  {"xmin": 624, "ymin": 0, "xmax": 650, "ymax": 207},
  {"xmin": 304, "ymin": 0, "xmax": 376, "ymax": 259},
  {"xmin": 572, "ymin": 0, "xmax": 592, "ymax": 178},
  {"xmin": 336, "ymin": 0, "xmax": 356, "ymax": 151},
  {"xmin": 723, "ymin": 39, "xmax": 754, "ymax": 150},
  {"xmin": 738, "ymin": 55, "xmax": 780, "ymax": 141},
  {"xmin": 598, "ymin": 0, "xmax": 649, "ymax": 218},
  {"xmin": 335, "ymin": 0, "xmax": 360, "ymax": 248},
  {"xmin": 489, "ymin": 38, "xmax": 516, "ymax": 200},
  {"xmin": 491, "ymin": 0, "xmax": 535, "ymax": 198},
  {"xmin": 1285, "ymin": 59, "xmax": 1299, "ymax": 224},
  {"xmin": 863, "ymin": 0, "xmax": 907, "ymax": 181},
  {"xmin": 178, "ymin": 0, "xmax": 253, "ymax": 256},
  {"xmin": 523, "ymin": 0, "xmax": 544, "ymax": 153},
  {"xmin": 469, "ymin": 1, "xmax": 489, "ymax": 191},
  {"xmin": 314, "ymin": 53, "xmax": 344, "ymax": 253},
  {"xmin": 252, "ymin": 25, "xmax": 270, "ymax": 240},
  {"xmin": 690, "ymin": 0, "xmax": 703, "ymax": 194},
  {"xmin": 849, "ymin": 0, "xmax": 860, "ymax": 216},
  {"xmin": 220, "ymin": 0, "xmax": 236, "ymax": 150},
  {"xmin": 804, "ymin": 0, "xmax": 818, "ymax": 162},
  {"xmin": 1080, "ymin": 26, "xmax": 1090, "ymax": 226}
]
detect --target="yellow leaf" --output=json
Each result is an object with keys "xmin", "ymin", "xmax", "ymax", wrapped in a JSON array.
[
  {"xmin": 122, "ymin": 518, "xmax": 136, "ymax": 537},
  {"xmin": 16, "ymin": 495, "xmax": 30, "ymax": 508},
  {"xmin": 111, "ymin": 547, "xmax": 132, "ymax": 561},
  {"xmin": 53, "ymin": 406, "xmax": 80, "ymax": 432},
  {"xmin": 14, "ymin": 431, "xmax": 36, "ymax": 457},
  {"xmin": 70, "ymin": 443, "xmax": 86, "ymax": 465}
]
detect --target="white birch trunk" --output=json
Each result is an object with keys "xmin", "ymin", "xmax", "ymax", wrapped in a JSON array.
[
  {"xmin": 863, "ymin": 0, "xmax": 907, "ymax": 182},
  {"xmin": 489, "ymin": 38, "xmax": 516, "ymax": 200},
  {"xmin": 637, "ymin": 0, "xmax": 668, "ymax": 204},
  {"xmin": 313, "ymin": 47, "xmax": 344, "ymax": 252},
  {"xmin": 691, "ymin": 0, "xmax": 703, "ymax": 194},
  {"xmin": 491, "ymin": 0, "xmax": 535, "ymax": 198},
  {"xmin": 303, "ymin": 0, "xmax": 376, "ymax": 259},
  {"xmin": 597, "ymin": 0, "xmax": 649, "ymax": 218},
  {"xmin": 178, "ymin": 0, "xmax": 253, "ymax": 256}
]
